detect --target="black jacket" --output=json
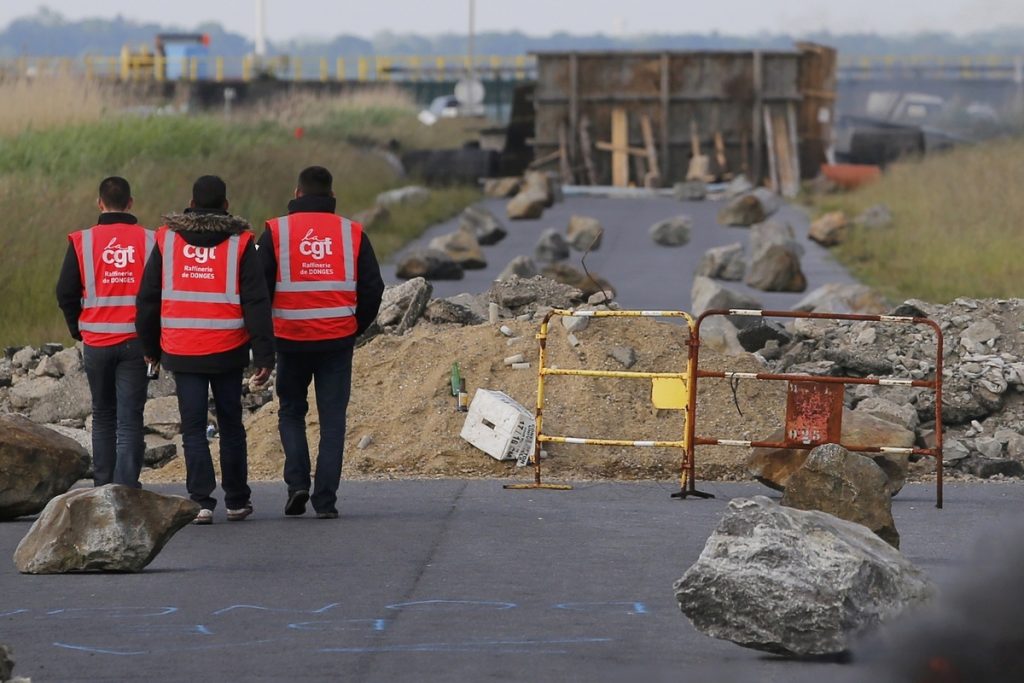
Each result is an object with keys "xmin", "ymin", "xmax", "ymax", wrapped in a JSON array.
[
  {"xmin": 256, "ymin": 195, "xmax": 385, "ymax": 354},
  {"xmin": 135, "ymin": 208, "xmax": 276, "ymax": 374},
  {"xmin": 56, "ymin": 212, "xmax": 140, "ymax": 341}
]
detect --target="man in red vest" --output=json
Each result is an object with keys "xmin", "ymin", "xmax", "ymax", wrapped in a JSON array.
[
  {"xmin": 258, "ymin": 166, "xmax": 383, "ymax": 519},
  {"xmin": 136, "ymin": 176, "xmax": 275, "ymax": 525},
  {"xmin": 57, "ymin": 176, "xmax": 152, "ymax": 488}
]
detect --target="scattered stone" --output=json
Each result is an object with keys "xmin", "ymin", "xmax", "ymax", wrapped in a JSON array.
[
  {"xmin": 458, "ymin": 206, "xmax": 507, "ymax": 246},
  {"xmin": 376, "ymin": 277, "xmax": 434, "ymax": 334},
  {"xmin": 855, "ymin": 203, "xmax": 893, "ymax": 229},
  {"xmin": 511, "ymin": 362, "xmax": 531, "ymax": 370},
  {"xmin": 964, "ymin": 456, "xmax": 1024, "ymax": 479},
  {"xmin": 781, "ymin": 444, "xmax": 900, "ymax": 547},
  {"xmin": 944, "ymin": 438, "xmax": 971, "ymax": 463},
  {"xmin": 698, "ymin": 316, "xmax": 745, "ymax": 355},
  {"xmin": 0, "ymin": 643, "xmax": 12, "ymax": 681},
  {"xmin": 375, "ymin": 185, "xmax": 431, "ymax": 208},
  {"xmin": 35, "ymin": 346, "xmax": 82, "ymax": 378},
  {"xmin": 674, "ymin": 496, "xmax": 932, "ymax": 657},
  {"xmin": 351, "ymin": 204, "xmax": 390, "ymax": 230},
  {"xmin": 483, "ymin": 177, "xmax": 522, "ymax": 198},
  {"xmin": 144, "ymin": 437, "xmax": 178, "ymax": 469},
  {"xmin": 745, "ymin": 220, "xmax": 807, "ymax": 292},
  {"xmin": 11, "ymin": 346, "xmax": 36, "ymax": 369},
  {"xmin": 690, "ymin": 276, "xmax": 763, "ymax": 328},
  {"xmin": 423, "ymin": 295, "xmax": 486, "ymax": 326},
  {"xmin": 561, "ymin": 314, "xmax": 590, "ymax": 333},
  {"xmin": 0, "ymin": 362, "xmax": 12, "ymax": 388},
  {"xmin": 144, "ymin": 396, "xmax": 182, "ymax": 440},
  {"xmin": 674, "ymin": 180, "xmax": 706, "ymax": 201},
  {"xmin": 534, "ymin": 228, "xmax": 570, "ymax": 262},
  {"xmin": 395, "ymin": 248, "xmax": 464, "ymax": 280},
  {"xmin": 14, "ymin": 485, "xmax": 199, "ymax": 573},
  {"xmin": 506, "ymin": 190, "xmax": 546, "ymax": 220},
  {"xmin": 41, "ymin": 342, "xmax": 64, "ymax": 356},
  {"xmin": 8, "ymin": 371, "xmax": 91, "ymax": 431},
  {"xmin": 428, "ymin": 230, "xmax": 487, "ymax": 269},
  {"xmin": 717, "ymin": 193, "xmax": 765, "ymax": 227},
  {"xmin": 541, "ymin": 263, "xmax": 615, "ymax": 299},
  {"xmin": 649, "ymin": 216, "xmax": 692, "ymax": 247},
  {"xmin": 736, "ymin": 320, "xmax": 792, "ymax": 353},
  {"xmin": 566, "ymin": 215, "xmax": 603, "ymax": 251},
  {"xmin": 488, "ymin": 275, "xmax": 582, "ymax": 312},
  {"xmin": 0, "ymin": 414, "xmax": 90, "ymax": 520},
  {"xmin": 793, "ymin": 282, "xmax": 887, "ymax": 314},
  {"xmin": 854, "ymin": 396, "xmax": 920, "ymax": 430},
  {"xmin": 587, "ymin": 291, "xmax": 615, "ymax": 306},
  {"xmin": 608, "ymin": 346, "xmax": 637, "ymax": 368},
  {"xmin": 723, "ymin": 174, "xmax": 754, "ymax": 198},
  {"xmin": 747, "ymin": 409, "xmax": 915, "ymax": 496},
  {"xmin": 504, "ymin": 354, "xmax": 526, "ymax": 366},
  {"xmin": 809, "ymin": 211, "xmax": 848, "ymax": 247},
  {"xmin": 751, "ymin": 188, "xmax": 782, "ymax": 217},
  {"xmin": 696, "ymin": 242, "xmax": 745, "ymax": 280},
  {"xmin": 497, "ymin": 255, "xmax": 539, "ymax": 282},
  {"xmin": 356, "ymin": 434, "xmax": 373, "ymax": 450}
]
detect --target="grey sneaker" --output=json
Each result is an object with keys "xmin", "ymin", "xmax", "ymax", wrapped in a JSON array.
[
  {"xmin": 193, "ymin": 509, "xmax": 214, "ymax": 525},
  {"xmin": 226, "ymin": 503, "xmax": 253, "ymax": 522},
  {"xmin": 316, "ymin": 510, "xmax": 339, "ymax": 519}
]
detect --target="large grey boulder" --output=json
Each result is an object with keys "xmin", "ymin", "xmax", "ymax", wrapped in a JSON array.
[
  {"xmin": 144, "ymin": 396, "xmax": 181, "ymax": 440},
  {"xmin": 423, "ymin": 293, "xmax": 488, "ymax": 326},
  {"xmin": 690, "ymin": 276, "xmax": 763, "ymax": 328},
  {"xmin": 0, "ymin": 643, "xmax": 12, "ymax": 681},
  {"xmin": 8, "ymin": 370, "xmax": 91, "ymax": 424},
  {"xmin": 483, "ymin": 177, "xmax": 522, "ymax": 198},
  {"xmin": 809, "ymin": 211, "xmax": 848, "ymax": 247},
  {"xmin": 376, "ymin": 277, "xmax": 433, "ymax": 335},
  {"xmin": 566, "ymin": 215, "xmax": 603, "ymax": 251},
  {"xmin": 542, "ymin": 263, "xmax": 615, "ymax": 300},
  {"xmin": 696, "ymin": 242, "xmax": 744, "ymax": 280},
  {"xmin": 717, "ymin": 194, "xmax": 765, "ymax": 227},
  {"xmin": 458, "ymin": 206, "xmax": 507, "ymax": 246},
  {"xmin": 781, "ymin": 444, "xmax": 900, "ymax": 548},
  {"xmin": 14, "ymin": 485, "xmax": 198, "ymax": 573},
  {"xmin": 649, "ymin": 216, "xmax": 692, "ymax": 247},
  {"xmin": 506, "ymin": 171, "xmax": 553, "ymax": 220},
  {"xmin": 428, "ymin": 230, "xmax": 487, "ymax": 269},
  {"xmin": 534, "ymin": 229, "xmax": 570, "ymax": 262},
  {"xmin": 375, "ymin": 185, "xmax": 431, "ymax": 208},
  {"xmin": 0, "ymin": 414, "xmax": 89, "ymax": 520},
  {"xmin": 745, "ymin": 220, "xmax": 807, "ymax": 292},
  {"xmin": 674, "ymin": 496, "xmax": 933, "ymax": 656},
  {"xmin": 674, "ymin": 180, "xmax": 706, "ymax": 201},
  {"xmin": 794, "ymin": 283, "xmax": 887, "ymax": 315},
  {"xmin": 497, "ymin": 255, "xmax": 538, "ymax": 282},
  {"xmin": 33, "ymin": 346, "xmax": 81, "ymax": 379},
  {"xmin": 488, "ymin": 275, "xmax": 582, "ymax": 312},
  {"xmin": 395, "ymin": 248, "xmax": 464, "ymax": 280},
  {"xmin": 751, "ymin": 187, "xmax": 782, "ymax": 216}
]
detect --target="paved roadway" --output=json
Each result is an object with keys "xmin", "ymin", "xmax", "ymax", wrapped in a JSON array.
[
  {"xmin": 387, "ymin": 195, "xmax": 860, "ymax": 312},
  {"xmin": 1, "ymin": 480, "xmax": 1020, "ymax": 682}
]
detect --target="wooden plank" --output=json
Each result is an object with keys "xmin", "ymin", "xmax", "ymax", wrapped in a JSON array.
[
  {"xmin": 659, "ymin": 52, "xmax": 670, "ymax": 183},
  {"xmin": 578, "ymin": 115, "xmax": 598, "ymax": 185},
  {"xmin": 783, "ymin": 101, "xmax": 801, "ymax": 196},
  {"xmin": 611, "ymin": 107, "xmax": 629, "ymax": 187},
  {"xmin": 714, "ymin": 131, "xmax": 728, "ymax": 178},
  {"xmin": 686, "ymin": 119, "xmax": 711, "ymax": 182},
  {"xmin": 595, "ymin": 141, "xmax": 648, "ymax": 157},
  {"xmin": 751, "ymin": 50, "xmax": 764, "ymax": 185},
  {"xmin": 763, "ymin": 106, "xmax": 779, "ymax": 193},
  {"xmin": 558, "ymin": 121, "xmax": 573, "ymax": 184},
  {"xmin": 527, "ymin": 150, "xmax": 562, "ymax": 169},
  {"xmin": 568, "ymin": 53, "xmax": 579, "ymax": 176},
  {"xmin": 640, "ymin": 114, "xmax": 661, "ymax": 188}
]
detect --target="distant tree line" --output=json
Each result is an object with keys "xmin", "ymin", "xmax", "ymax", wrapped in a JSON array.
[{"xmin": 3, "ymin": 8, "xmax": 1024, "ymax": 59}]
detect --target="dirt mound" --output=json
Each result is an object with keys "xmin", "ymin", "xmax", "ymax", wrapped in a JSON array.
[{"xmin": 143, "ymin": 316, "xmax": 785, "ymax": 485}]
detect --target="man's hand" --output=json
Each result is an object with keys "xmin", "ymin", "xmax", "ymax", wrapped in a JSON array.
[
  {"xmin": 144, "ymin": 356, "xmax": 158, "ymax": 365},
  {"xmin": 251, "ymin": 367, "xmax": 272, "ymax": 387}
]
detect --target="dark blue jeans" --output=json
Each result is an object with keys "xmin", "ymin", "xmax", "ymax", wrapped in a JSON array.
[
  {"xmin": 83, "ymin": 339, "xmax": 148, "ymax": 487},
  {"xmin": 276, "ymin": 343, "xmax": 353, "ymax": 513},
  {"xmin": 174, "ymin": 369, "xmax": 251, "ymax": 511}
]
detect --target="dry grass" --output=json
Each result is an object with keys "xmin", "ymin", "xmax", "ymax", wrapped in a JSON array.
[
  {"xmin": 812, "ymin": 138, "xmax": 1024, "ymax": 303},
  {"xmin": 0, "ymin": 74, "xmax": 113, "ymax": 137}
]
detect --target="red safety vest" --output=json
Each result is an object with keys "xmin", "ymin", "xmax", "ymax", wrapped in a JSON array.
[
  {"xmin": 266, "ymin": 213, "xmax": 361, "ymax": 341},
  {"xmin": 69, "ymin": 223, "xmax": 153, "ymax": 347},
  {"xmin": 156, "ymin": 226, "xmax": 251, "ymax": 356}
]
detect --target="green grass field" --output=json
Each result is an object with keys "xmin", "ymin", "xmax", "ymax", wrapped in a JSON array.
[
  {"xmin": 811, "ymin": 138, "xmax": 1024, "ymax": 304},
  {"xmin": 0, "ymin": 82, "xmax": 479, "ymax": 346}
]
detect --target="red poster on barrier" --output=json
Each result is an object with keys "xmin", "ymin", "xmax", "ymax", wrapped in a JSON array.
[{"xmin": 784, "ymin": 381, "xmax": 843, "ymax": 447}]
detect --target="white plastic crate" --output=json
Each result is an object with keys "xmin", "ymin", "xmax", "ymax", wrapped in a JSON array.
[{"xmin": 460, "ymin": 389, "xmax": 536, "ymax": 466}]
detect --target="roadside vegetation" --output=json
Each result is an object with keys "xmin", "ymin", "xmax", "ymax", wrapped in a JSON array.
[
  {"xmin": 0, "ymin": 78, "xmax": 479, "ymax": 346},
  {"xmin": 811, "ymin": 138, "xmax": 1024, "ymax": 304}
]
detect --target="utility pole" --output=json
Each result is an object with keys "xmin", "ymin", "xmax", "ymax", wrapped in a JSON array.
[
  {"xmin": 467, "ymin": 0, "xmax": 476, "ymax": 82},
  {"xmin": 254, "ymin": 0, "xmax": 267, "ymax": 58}
]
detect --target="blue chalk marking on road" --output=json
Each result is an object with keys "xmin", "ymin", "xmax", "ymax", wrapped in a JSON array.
[
  {"xmin": 288, "ymin": 619, "xmax": 389, "ymax": 632},
  {"xmin": 385, "ymin": 599, "xmax": 517, "ymax": 611},
  {"xmin": 53, "ymin": 638, "xmax": 289, "ymax": 656},
  {"xmin": 45, "ymin": 607, "xmax": 177, "ymax": 619},
  {"xmin": 0, "ymin": 609, "xmax": 28, "ymax": 617},
  {"xmin": 211, "ymin": 603, "xmax": 340, "ymax": 616},
  {"xmin": 130, "ymin": 623, "xmax": 213, "ymax": 636},
  {"xmin": 552, "ymin": 601, "xmax": 649, "ymax": 615},
  {"xmin": 318, "ymin": 637, "xmax": 613, "ymax": 654},
  {"xmin": 53, "ymin": 643, "xmax": 147, "ymax": 656}
]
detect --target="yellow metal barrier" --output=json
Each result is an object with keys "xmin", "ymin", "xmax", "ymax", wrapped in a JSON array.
[{"xmin": 504, "ymin": 309, "xmax": 701, "ymax": 493}]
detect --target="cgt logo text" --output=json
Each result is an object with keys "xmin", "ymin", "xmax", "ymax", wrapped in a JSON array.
[
  {"xmin": 182, "ymin": 244, "xmax": 217, "ymax": 264},
  {"xmin": 101, "ymin": 237, "xmax": 136, "ymax": 268},
  {"xmin": 299, "ymin": 228, "xmax": 333, "ymax": 260}
]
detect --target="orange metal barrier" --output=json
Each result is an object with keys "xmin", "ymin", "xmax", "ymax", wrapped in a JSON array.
[{"xmin": 683, "ymin": 309, "xmax": 945, "ymax": 507}]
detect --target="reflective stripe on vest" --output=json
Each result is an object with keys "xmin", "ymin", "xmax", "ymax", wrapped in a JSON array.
[
  {"xmin": 78, "ymin": 321, "xmax": 138, "ymax": 333},
  {"xmin": 161, "ymin": 231, "xmax": 242, "ymax": 305},
  {"xmin": 161, "ymin": 317, "xmax": 246, "ymax": 329},
  {"xmin": 80, "ymin": 227, "xmax": 154, "ymax": 308},
  {"xmin": 272, "ymin": 306, "xmax": 356, "ymax": 320},
  {"xmin": 276, "ymin": 214, "xmax": 357, "ymax": 293}
]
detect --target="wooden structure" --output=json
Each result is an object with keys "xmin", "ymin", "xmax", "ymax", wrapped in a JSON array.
[{"xmin": 531, "ymin": 45, "xmax": 837, "ymax": 190}]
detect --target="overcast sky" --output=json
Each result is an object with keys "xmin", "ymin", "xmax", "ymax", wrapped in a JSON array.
[{"xmin": 3, "ymin": 1, "xmax": 1024, "ymax": 41}]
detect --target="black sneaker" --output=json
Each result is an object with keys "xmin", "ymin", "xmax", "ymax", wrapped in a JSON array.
[
  {"xmin": 285, "ymin": 490, "xmax": 309, "ymax": 516},
  {"xmin": 315, "ymin": 510, "xmax": 339, "ymax": 519}
]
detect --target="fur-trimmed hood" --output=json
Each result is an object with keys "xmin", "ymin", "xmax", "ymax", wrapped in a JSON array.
[{"xmin": 162, "ymin": 210, "xmax": 251, "ymax": 234}]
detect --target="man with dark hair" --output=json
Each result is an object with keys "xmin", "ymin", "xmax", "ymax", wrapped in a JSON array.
[
  {"xmin": 57, "ymin": 176, "xmax": 152, "ymax": 488},
  {"xmin": 258, "ymin": 166, "xmax": 384, "ymax": 519},
  {"xmin": 137, "ymin": 175, "xmax": 275, "ymax": 525}
]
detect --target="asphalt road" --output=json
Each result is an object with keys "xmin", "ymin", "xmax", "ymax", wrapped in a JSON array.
[
  {"xmin": 1, "ymin": 480, "xmax": 1020, "ymax": 682},
  {"xmin": 387, "ymin": 195, "xmax": 860, "ymax": 312}
]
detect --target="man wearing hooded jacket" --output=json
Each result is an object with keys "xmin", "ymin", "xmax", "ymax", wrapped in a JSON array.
[
  {"xmin": 258, "ymin": 166, "xmax": 384, "ymax": 519},
  {"xmin": 136, "ymin": 175, "xmax": 275, "ymax": 524}
]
